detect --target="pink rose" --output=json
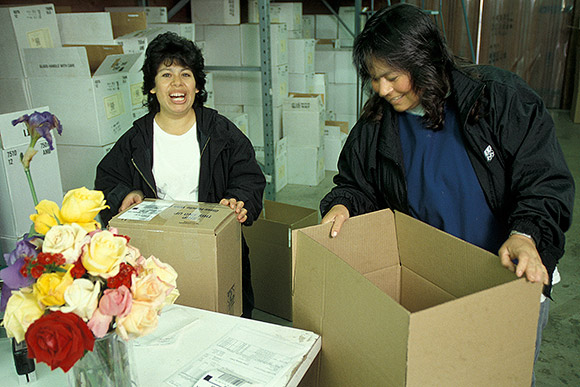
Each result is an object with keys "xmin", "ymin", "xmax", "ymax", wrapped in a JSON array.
[
  {"xmin": 87, "ymin": 308, "xmax": 113, "ymax": 338},
  {"xmin": 99, "ymin": 286, "xmax": 132, "ymax": 318}
]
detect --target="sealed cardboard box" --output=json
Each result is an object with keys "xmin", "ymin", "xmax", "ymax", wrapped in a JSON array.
[
  {"xmin": 24, "ymin": 47, "xmax": 133, "ymax": 146},
  {"xmin": 110, "ymin": 200, "xmax": 242, "ymax": 316},
  {"xmin": 244, "ymin": 200, "xmax": 318, "ymax": 320},
  {"xmin": 0, "ymin": 107, "xmax": 63, "ymax": 242},
  {"xmin": 115, "ymin": 27, "xmax": 165, "ymax": 54},
  {"xmin": 106, "ymin": 6, "xmax": 168, "ymax": 24},
  {"xmin": 287, "ymin": 145, "xmax": 325, "ymax": 186},
  {"xmin": 57, "ymin": 12, "xmax": 116, "ymax": 45},
  {"xmin": 241, "ymin": 23, "xmax": 288, "ymax": 67},
  {"xmin": 191, "ymin": 0, "xmax": 240, "ymax": 25},
  {"xmin": 293, "ymin": 209, "xmax": 542, "ymax": 386},
  {"xmin": 148, "ymin": 22, "xmax": 196, "ymax": 42},
  {"xmin": 109, "ymin": 11, "xmax": 147, "ymax": 39},
  {"xmin": 288, "ymin": 39, "xmax": 315, "ymax": 74},
  {"xmin": 283, "ymin": 94, "xmax": 324, "ymax": 148}
]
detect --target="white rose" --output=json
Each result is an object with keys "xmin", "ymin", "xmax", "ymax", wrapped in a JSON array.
[
  {"xmin": 43, "ymin": 223, "xmax": 88, "ymax": 264},
  {"xmin": 2, "ymin": 288, "xmax": 44, "ymax": 343},
  {"xmin": 58, "ymin": 278, "xmax": 101, "ymax": 321}
]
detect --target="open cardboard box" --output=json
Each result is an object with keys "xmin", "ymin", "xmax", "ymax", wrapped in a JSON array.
[
  {"xmin": 110, "ymin": 200, "xmax": 242, "ymax": 316},
  {"xmin": 292, "ymin": 209, "xmax": 542, "ymax": 386}
]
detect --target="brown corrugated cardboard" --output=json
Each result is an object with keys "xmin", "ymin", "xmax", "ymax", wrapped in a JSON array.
[
  {"xmin": 244, "ymin": 200, "xmax": 318, "ymax": 321},
  {"xmin": 293, "ymin": 209, "xmax": 542, "ymax": 386},
  {"xmin": 109, "ymin": 11, "xmax": 147, "ymax": 39},
  {"xmin": 110, "ymin": 200, "xmax": 242, "ymax": 316}
]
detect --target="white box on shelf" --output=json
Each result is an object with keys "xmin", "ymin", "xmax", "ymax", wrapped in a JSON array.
[
  {"xmin": 255, "ymin": 137, "xmax": 288, "ymax": 192},
  {"xmin": 283, "ymin": 94, "xmax": 324, "ymax": 148},
  {"xmin": 191, "ymin": 0, "xmax": 240, "ymax": 25},
  {"xmin": 241, "ymin": 64, "xmax": 288, "ymax": 107},
  {"xmin": 245, "ymin": 105, "xmax": 283, "ymax": 149},
  {"xmin": 335, "ymin": 49, "xmax": 357, "ymax": 84},
  {"xmin": 315, "ymin": 14, "xmax": 338, "ymax": 39},
  {"xmin": 271, "ymin": 3, "xmax": 303, "ymax": 34},
  {"xmin": 328, "ymin": 83, "xmax": 358, "ymax": 116},
  {"xmin": 289, "ymin": 72, "xmax": 315, "ymax": 93},
  {"xmin": 24, "ymin": 47, "xmax": 133, "ymax": 146},
  {"xmin": 241, "ymin": 23, "xmax": 288, "ymax": 67},
  {"xmin": 148, "ymin": 23, "xmax": 195, "ymax": 42},
  {"xmin": 105, "ymin": 6, "xmax": 168, "ymax": 24},
  {"xmin": 0, "ymin": 78, "xmax": 31, "ymax": 115},
  {"xmin": 324, "ymin": 120, "xmax": 349, "ymax": 172},
  {"xmin": 220, "ymin": 112, "xmax": 249, "ymax": 138},
  {"xmin": 199, "ymin": 25, "xmax": 242, "ymax": 66},
  {"xmin": 287, "ymin": 145, "xmax": 324, "ymax": 186},
  {"xmin": 57, "ymin": 142, "xmax": 114, "ymax": 192},
  {"xmin": 302, "ymin": 15, "xmax": 315, "ymax": 39},
  {"xmin": 288, "ymin": 39, "xmax": 315, "ymax": 74},
  {"xmin": 0, "ymin": 4, "xmax": 61, "ymax": 79},
  {"xmin": 315, "ymin": 49, "xmax": 335, "ymax": 83},
  {"xmin": 338, "ymin": 6, "xmax": 367, "ymax": 48},
  {"xmin": 57, "ymin": 12, "xmax": 115, "ymax": 45},
  {"xmin": 115, "ymin": 27, "xmax": 165, "ymax": 54},
  {"xmin": 0, "ymin": 107, "xmax": 63, "ymax": 240}
]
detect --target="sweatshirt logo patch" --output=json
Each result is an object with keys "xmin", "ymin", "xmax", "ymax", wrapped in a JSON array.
[{"xmin": 484, "ymin": 145, "xmax": 495, "ymax": 162}]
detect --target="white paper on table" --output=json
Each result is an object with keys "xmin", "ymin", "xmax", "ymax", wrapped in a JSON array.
[
  {"xmin": 165, "ymin": 325, "xmax": 318, "ymax": 387},
  {"xmin": 118, "ymin": 200, "xmax": 173, "ymax": 221},
  {"xmin": 134, "ymin": 306, "xmax": 199, "ymax": 347}
]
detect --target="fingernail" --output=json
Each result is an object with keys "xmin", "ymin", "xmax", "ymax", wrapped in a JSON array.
[{"xmin": 331, "ymin": 231, "xmax": 337, "ymax": 238}]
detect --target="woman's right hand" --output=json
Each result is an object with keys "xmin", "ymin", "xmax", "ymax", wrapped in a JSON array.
[
  {"xmin": 321, "ymin": 204, "xmax": 350, "ymax": 238},
  {"xmin": 119, "ymin": 190, "xmax": 144, "ymax": 213}
]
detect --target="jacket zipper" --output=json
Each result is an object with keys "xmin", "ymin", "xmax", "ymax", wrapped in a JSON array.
[
  {"xmin": 200, "ymin": 135, "xmax": 210, "ymax": 158},
  {"xmin": 131, "ymin": 158, "xmax": 158, "ymax": 199}
]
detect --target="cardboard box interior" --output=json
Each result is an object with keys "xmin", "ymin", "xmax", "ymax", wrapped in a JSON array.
[{"xmin": 293, "ymin": 209, "xmax": 542, "ymax": 386}]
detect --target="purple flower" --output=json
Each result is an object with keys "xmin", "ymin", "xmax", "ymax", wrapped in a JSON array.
[
  {"xmin": 12, "ymin": 111, "xmax": 62, "ymax": 150},
  {"xmin": 3, "ymin": 236, "xmax": 38, "ymax": 266},
  {"xmin": 0, "ymin": 257, "xmax": 34, "ymax": 312}
]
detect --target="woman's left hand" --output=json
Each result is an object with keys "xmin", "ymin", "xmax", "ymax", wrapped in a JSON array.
[
  {"xmin": 220, "ymin": 198, "xmax": 248, "ymax": 223},
  {"xmin": 498, "ymin": 234, "xmax": 549, "ymax": 285}
]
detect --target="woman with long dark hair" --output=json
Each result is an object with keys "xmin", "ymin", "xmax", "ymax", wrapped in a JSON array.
[{"xmin": 320, "ymin": 5, "xmax": 574, "ymax": 384}]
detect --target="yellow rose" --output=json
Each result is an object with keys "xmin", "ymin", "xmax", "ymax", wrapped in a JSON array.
[
  {"xmin": 81, "ymin": 230, "xmax": 127, "ymax": 278},
  {"xmin": 60, "ymin": 187, "xmax": 108, "ymax": 225},
  {"xmin": 142, "ymin": 256, "xmax": 178, "ymax": 287},
  {"xmin": 33, "ymin": 270, "xmax": 74, "ymax": 307},
  {"xmin": 43, "ymin": 223, "xmax": 88, "ymax": 264},
  {"xmin": 116, "ymin": 300, "xmax": 159, "ymax": 340},
  {"xmin": 29, "ymin": 200, "xmax": 62, "ymax": 235},
  {"xmin": 57, "ymin": 278, "xmax": 101, "ymax": 321},
  {"xmin": 2, "ymin": 288, "xmax": 45, "ymax": 343}
]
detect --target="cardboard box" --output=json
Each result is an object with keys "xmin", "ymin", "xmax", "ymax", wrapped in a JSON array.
[
  {"xmin": 220, "ymin": 111, "xmax": 249, "ymax": 137},
  {"xmin": 244, "ymin": 200, "xmax": 318, "ymax": 321},
  {"xmin": 302, "ymin": 15, "xmax": 315, "ymax": 39},
  {"xmin": 0, "ymin": 78, "xmax": 31, "ymax": 115},
  {"xmin": 115, "ymin": 27, "xmax": 165, "ymax": 54},
  {"xmin": 109, "ymin": 11, "xmax": 147, "ymax": 39},
  {"xmin": 315, "ymin": 50, "xmax": 335, "ymax": 83},
  {"xmin": 0, "ymin": 4, "xmax": 61, "ymax": 79},
  {"xmin": 0, "ymin": 107, "xmax": 63, "ymax": 240},
  {"xmin": 287, "ymin": 145, "xmax": 324, "ymax": 186},
  {"xmin": 337, "ymin": 6, "xmax": 366, "ymax": 48},
  {"xmin": 288, "ymin": 39, "xmax": 315, "ymax": 74},
  {"xmin": 110, "ymin": 200, "xmax": 242, "ymax": 316},
  {"xmin": 283, "ymin": 94, "xmax": 324, "ymax": 147},
  {"xmin": 57, "ymin": 12, "xmax": 116, "ymax": 45},
  {"xmin": 24, "ymin": 47, "xmax": 133, "ymax": 146},
  {"xmin": 334, "ymin": 49, "xmax": 357, "ymax": 84},
  {"xmin": 191, "ymin": 0, "xmax": 240, "ymax": 25},
  {"xmin": 289, "ymin": 72, "xmax": 315, "ymax": 93},
  {"xmin": 255, "ymin": 137, "xmax": 288, "ymax": 192},
  {"xmin": 57, "ymin": 142, "xmax": 114, "ymax": 192},
  {"xmin": 245, "ymin": 104, "xmax": 283, "ymax": 149},
  {"xmin": 105, "ymin": 7, "xmax": 168, "ymax": 24},
  {"xmin": 327, "ymin": 83, "xmax": 358, "ymax": 116},
  {"xmin": 324, "ymin": 120, "xmax": 349, "ymax": 172},
  {"xmin": 198, "ymin": 25, "xmax": 242, "ymax": 66},
  {"xmin": 148, "ymin": 22, "xmax": 196, "ymax": 42},
  {"xmin": 248, "ymin": 1, "xmax": 302, "ymax": 34},
  {"xmin": 315, "ymin": 14, "xmax": 338, "ymax": 40},
  {"xmin": 292, "ymin": 209, "xmax": 542, "ymax": 386},
  {"xmin": 241, "ymin": 23, "xmax": 288, "ymax": 67}
]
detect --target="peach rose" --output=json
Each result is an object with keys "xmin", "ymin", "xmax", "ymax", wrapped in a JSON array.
[
  {"xmin": 42, "ymin": 223, "xmax": 88, "ymax": 264},
  {"xmin": 131, "ymin": 272, "xmax": 172, "ymax": 308},
  {"xmin": 81, "ymin": 230, "xmax": 127, "ymax": 278},
  {"xmin": 2, "ymin": 288, "xmax": 45, "ymax": 343},
  {"xmin": 115, "ymin": 300, "xmax": 159, "ymax": 340}
]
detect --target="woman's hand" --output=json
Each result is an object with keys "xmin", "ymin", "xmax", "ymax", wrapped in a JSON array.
[
  {"xmin": 220, "ymin": 198, "xmax": 248, "ymax": 223},
  {"xmin": 321, "ymin": 204, "xmax": 350, "ymax": 238},
  {"xmin": 119, "ymin": 191, "xmax": 144, "ymax": 213},
  {"xmin": 498, "ymin": 233, "xmax": 548, "ymax": 285}
]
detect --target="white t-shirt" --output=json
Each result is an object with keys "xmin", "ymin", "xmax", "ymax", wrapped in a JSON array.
[{"xmin": 152, "ymin": 120, "xmax": 200, "ymax": 201}]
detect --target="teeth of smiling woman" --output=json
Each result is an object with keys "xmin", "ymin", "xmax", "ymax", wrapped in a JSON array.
[{"xmin": 170, "ymin": 93, "xmax": 185, "ymax": 101}]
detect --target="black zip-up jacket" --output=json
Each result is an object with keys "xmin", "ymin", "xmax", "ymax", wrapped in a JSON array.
[
  {"xmin": 95, "ymin": 106, "xmax": 266, "ymax": 226},
  {"xmin": 321, "ymin": 66, "xmax": 574, "ymax": 293}
]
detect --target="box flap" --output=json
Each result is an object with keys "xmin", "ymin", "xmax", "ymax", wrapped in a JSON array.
[
  {"xmin": 95, "ymin": 53, "xmax": 144, "ymax": 76},
  {"xmin": 0, "ymin": 107, "xmax": 50, "ymax": 149},
  {"xmin": 261, "ymin": 200, "xmax": 318, "ymax": 228},
  {"xmin": 23, "ymin": 47, "xmax": 91, "ymax": 78},
  {"xmin": 65, "ymin": 44, "xmax": 124, "ymax": 75},
  {"xmin": 110, "ymin": 200, "xmax": 234, "ymax": 234},
  {"xmin": 293, "ymin": 228, "xmax": 410, "ymax": 386},
  {"xmin": 406, "ymin": 279, "xmax": 541, "ymax": 386},
  {"xmin": 395, "ymin": 211, "xmax": 517, "ymax": 298},
  {"xmin": 109, "ymin": 11, "xmax": 147, "ymax": 39}
]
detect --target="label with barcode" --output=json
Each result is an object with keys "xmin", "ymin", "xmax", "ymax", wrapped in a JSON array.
[{"xmin": 193, "ymin": 370, "xmax": 254, "ymax": 387}]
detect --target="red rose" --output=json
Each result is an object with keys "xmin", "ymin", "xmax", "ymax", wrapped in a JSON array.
[{"xmin": 25, "ymin": 311, "xmax": 95, "ymax": 372}]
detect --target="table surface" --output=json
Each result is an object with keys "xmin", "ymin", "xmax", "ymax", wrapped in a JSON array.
[{"xmin": 0, "ymin": 305, "xmax": 320, "ymax": 386}]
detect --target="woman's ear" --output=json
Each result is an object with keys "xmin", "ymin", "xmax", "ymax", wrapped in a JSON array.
[{"xmin": 150, "ymin": 87, "xmax": 156, "ymax": 94}]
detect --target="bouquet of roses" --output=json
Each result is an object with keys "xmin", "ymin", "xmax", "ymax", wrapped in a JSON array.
[{"xmin": 0, "ymin": 187, "xmax": 179, "ymax": 375}]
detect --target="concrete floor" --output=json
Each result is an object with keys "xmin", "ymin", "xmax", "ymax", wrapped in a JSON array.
[{"xmin": 254, "ymin": 109, "xmax": 580, "ymax": 386}]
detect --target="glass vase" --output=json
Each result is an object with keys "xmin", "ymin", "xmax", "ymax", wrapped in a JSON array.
[{"xmin": 68, "ymin": 333, "xmax": 136, "ymax": 387}]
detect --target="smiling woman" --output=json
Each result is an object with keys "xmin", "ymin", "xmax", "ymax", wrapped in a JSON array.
[{"xmin": 95, "ymin": 32, "xmax": 266, "ymax": 318}]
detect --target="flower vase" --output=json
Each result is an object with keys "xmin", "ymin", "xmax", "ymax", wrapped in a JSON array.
[{"xmin": 68, "ymin": 333, "xmax": 136, "ymax": 387}]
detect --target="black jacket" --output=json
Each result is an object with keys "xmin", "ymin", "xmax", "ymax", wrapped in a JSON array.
[
  {"xmin": 321, "ymin": 66, "xmax": 574, "ymax": 290},
  {"xmin": 95, "ymin": 106, "xmax": 266, "ymax": 226}
]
